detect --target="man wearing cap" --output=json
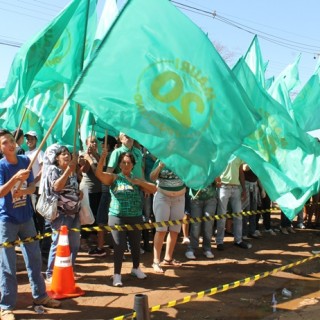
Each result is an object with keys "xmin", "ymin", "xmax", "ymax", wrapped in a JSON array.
[
  {"xmin": 107, "ymin": 133, "xmax": 144, "ymax": 178},
  {"xmin": 24, "ymin": 131, "xmax": 44, "ymax": 234}
]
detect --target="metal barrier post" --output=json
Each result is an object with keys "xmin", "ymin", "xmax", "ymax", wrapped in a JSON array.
[{"xmin": 133, "ymin": 294, "xmax": 150, "ymax": 320}]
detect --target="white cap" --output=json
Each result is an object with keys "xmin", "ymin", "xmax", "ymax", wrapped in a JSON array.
[{"xmin": 24, "ymin": 130, "xmax": 38, "ymax": 138}]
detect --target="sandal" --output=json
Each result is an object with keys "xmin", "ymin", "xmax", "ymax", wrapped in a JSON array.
[
  {"xmin": 162, "ymin": 259, "xmax": 182, "ymax": 267},
  {"xmin": 152, "ymin": 262, "xmax": 164, "ymax": 274}
]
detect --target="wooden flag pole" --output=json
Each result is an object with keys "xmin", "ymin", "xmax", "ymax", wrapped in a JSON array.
[
  {"xmin": 73, "ymin": 105, "xmax": 81, "ymax": 157},
  {"xmin": 104, "ymin": 129, "xmax": 108, "ymax": 148}
]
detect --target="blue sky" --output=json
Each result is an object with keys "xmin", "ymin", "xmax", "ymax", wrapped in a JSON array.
[
  {"xmin": 1, "ymin": 0, "xmax": 319, "ymax": 86},
  {"xmin": 0, "ymin": 0, "xmax": 319, "ymax": 135}
]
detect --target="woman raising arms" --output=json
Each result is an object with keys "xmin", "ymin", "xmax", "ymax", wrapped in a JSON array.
[{"xmin": 95, "ymin": 148, "xmax": 156, "ymax": 287}]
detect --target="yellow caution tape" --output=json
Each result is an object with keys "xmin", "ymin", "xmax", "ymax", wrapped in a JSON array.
[
  {"xmin": 0, "ymin": 207, "xmax": 290, "ymax": 248},
  {"xmin": 110, "ymin": 253, "xmax": 320, "ymax": 320}
]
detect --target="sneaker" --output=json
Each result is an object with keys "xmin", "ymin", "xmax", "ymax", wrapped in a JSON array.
[
  {"xmin": 203, "ymin": 251, "xmax": 214, "ymax": 259},
  {"xmin": 217, "ymin": 244, "xmax": 224, "ymax": 251},
  {"xmin": 234, "ymin": 241, "xmax": 252, "ymax": 249},
  {"xmin": 242, "ymin": 235, "xmax": 250, "ymax": 240},
  {"xmin": 280, "ymin": 227, "xmax": 289, "ymax": 235},
  {"xmin": 1, "ymin": 310, "xmax": 16, "ymax": 320},
  {"xmin": 249, "ymin": 230, "xmax": 262, "ymax": 239},
  {"xmin": 88, "ymin": 247, "xmax": 107, "ymax": 257},
  {"xmin": 33, "ymin": 296, "xmax": 61, "ymax": 308},
  {"xmin": 296, "ymin": 223, "xmax": 306, "ymax": 229},
  {"xmin": 131, "ymin": 267, "xmax": 147, "ymax": 279},
  {"xmin": 265, "ymin": 229, "xmax": 276, "ymax": 236},
  {"xmin": 182, "ymin": 237, "xmax": 190, "ymax": 245},
  {"xmin": 112, "ymin": 274, "xmax": 123, "ymax": 287},
  {"xmin": 287, "ymin": 226, "xmax": 296, "ymax": 234},
  {"xmin": 185, "ymin": 251, "xmax": 196, "ymax": 260},
  {"xmin": 255, "ymin": 230, "xmax": 262, "ymax": 237}
]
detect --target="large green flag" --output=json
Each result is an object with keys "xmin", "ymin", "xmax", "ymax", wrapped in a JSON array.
[
  {"xmin": 244, "ymin": 35, "xmax": 266, "ymax": 88},
  {"xmin": 24, "ymin": 0, "xmax": 96, "ymax": 148},
  {"xmin": 292, "ymin": 59, "xmax": 320, "ymax": 132},
  {"xmin": 267, "ymin": 54, "xmax": 301, "ymax": 118},
  {"xmin": 0, "ymin": 0, "xmax": 86, "ymax": 110},
  {"xmin": 71, "ymin": 0, "xmax": 260, "ymax": 189},
  {"xmin": 233, "ymin": 58, "xmax": 320, "ymax": 219}
]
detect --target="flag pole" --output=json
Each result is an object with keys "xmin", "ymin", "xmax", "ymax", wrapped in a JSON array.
[
  {"xmin": 73, "ymin": 104, "xmax": 81, "ymax": 157},
  {"xmin": 104, "ymin": 129, "xmax": 108, "ymax": 147},
  {"xmin": 90, "ymin": 120, "xmax": 95, "ymax": 140},
  {"xmin": 14, "ymin": 107, "xmax": 28, "ymax": 140},
  {"xmin": 26, "ymin": 99, "xmax": 70, "ymax": 170}
]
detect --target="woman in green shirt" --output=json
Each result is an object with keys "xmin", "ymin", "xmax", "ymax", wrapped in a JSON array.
[{"xmin": 95, "ymin": 149, "xmax": 156, "ymax": 287}]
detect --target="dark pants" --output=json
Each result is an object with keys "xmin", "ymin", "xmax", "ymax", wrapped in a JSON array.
[
  {"xmin": 108, "ymin": 215, "xmax": 143, "ymax": 274},
  {"xmin": 257, "ymin": 194, "xmax": 272, "ymax": 230}
]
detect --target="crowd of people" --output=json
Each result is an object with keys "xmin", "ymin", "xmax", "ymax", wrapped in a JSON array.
[{"xmin": 0, "ymin": 128, "xmax": 320, "ymax": 320}]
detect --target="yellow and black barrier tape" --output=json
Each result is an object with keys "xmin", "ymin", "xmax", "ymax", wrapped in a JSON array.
[
  {"xmin": 0, "ymin": 208, "xmax": 273, "ymax": 248},
  {"xmin": 0, "ymin": 231, "xmax": 58, "ymax": 248},
  {"xmin": 111, "ymin": 252, "xmax": 320, "ymax": 320}
]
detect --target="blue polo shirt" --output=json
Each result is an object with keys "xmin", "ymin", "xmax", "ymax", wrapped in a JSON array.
[{"xmin": 0, "ymin": 156, "xmax": 34, "ymax": 224}]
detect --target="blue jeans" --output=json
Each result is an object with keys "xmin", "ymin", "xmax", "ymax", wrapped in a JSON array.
[
  {"xmin": 188, "ymin": 197, "xmax": 217, "ymax": 252},
  {"xmin": 0, "ymin": 219, "xmax": 47, "ymax": 310},
  {"xmin": 216, "ymin": 185, "xmax": 243, "ymax": 244},
  {"xmin": 46, "ymin": 214, "xmax": 80, "ymax": 279}
]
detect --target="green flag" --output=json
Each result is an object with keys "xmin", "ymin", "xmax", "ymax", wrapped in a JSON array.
[
  {"xmin": 79, "ymin": 110, "xmax": 118, "ymax": 149},
  {"xmin": 71, "ymin": 0, "xmax": 260, "ymax": 189},
  {"xmin": 268, "ymin": 54, "xmax": 301, "ymax": 118},
  {"xmin": 24, "ymin": 0, "xmax": 95, "ymax": 148},
  {"xmin": 93, "ymin": 0, "xmax": 118, "ymax": 48},
  {"xmin": 0, "ymin": 0, "xmax": 86, "ymax": 110},
  {"xmin": 265, "ymin": 76, "xmax": 274, "ymax": 90},
  {"xmin": 244, "ymin": 35, "xmax": 266, "ymax": 88},
  {"xmin": 292, "ymin": 59, "xmax": 320, "ymax": 131},
  {"xmin": 233, "ymin": 58, "xmax": 320, "ymax": 219}
]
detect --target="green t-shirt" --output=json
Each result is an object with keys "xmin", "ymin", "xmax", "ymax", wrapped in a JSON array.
[
  {"xmin": 107, "ymin": 145, "xmax": 143, "ymax": 178},
  {"xmin": 220, "ymin": 157, "xmax": 243, "ymax": 185},
  {"xmin": 109, "ymin": 173, "xmax": 142, "ymax": 217}
]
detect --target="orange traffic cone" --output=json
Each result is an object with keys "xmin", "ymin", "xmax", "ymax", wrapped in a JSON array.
[{"xmin": 47, "ymin": 225, "xmax": 85, "ymax": 299}]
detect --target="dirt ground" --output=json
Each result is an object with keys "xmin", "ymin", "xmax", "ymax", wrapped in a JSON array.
[{"xmin": 13, "ymin": 213, "xmax": 320, "ymax": 320}]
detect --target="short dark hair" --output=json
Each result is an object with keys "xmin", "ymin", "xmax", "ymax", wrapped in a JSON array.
[
  {"xmin": 117, "ymin": 152, "xmax": 136, "ymax": 167},
  {"xmin": 0, "ymin": 129, "xmax": 13, "ymax": 138},
  {"xmin": 53, "ymin": 146, "xmax": 71, "ymax": 166},
  {"xmin": 12, "ymin": 129, "xmax": 24, "ymax": 141}
]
